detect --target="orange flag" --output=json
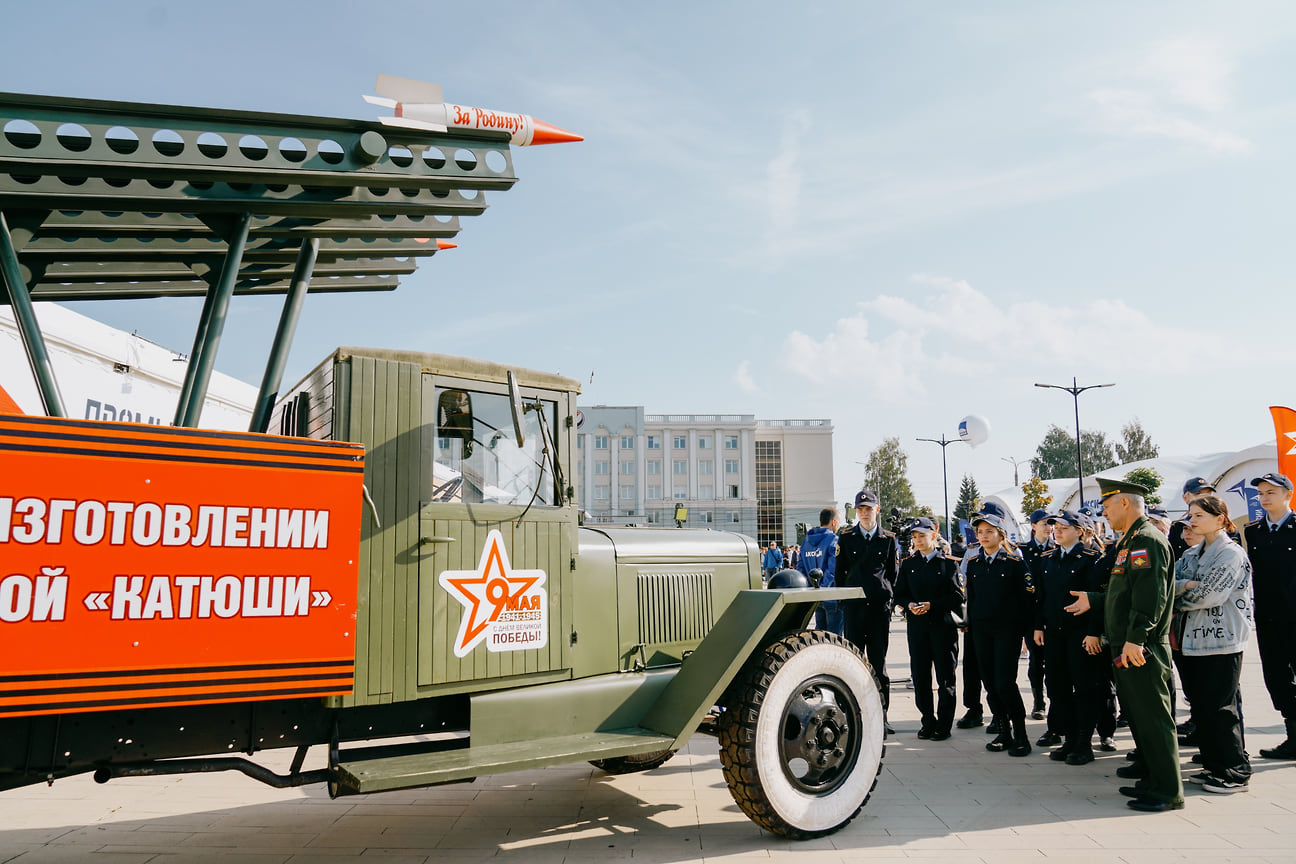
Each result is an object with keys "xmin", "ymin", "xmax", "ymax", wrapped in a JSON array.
[
  {"xmin": 1268, "ymin": 406, "xmax": 1296, "ymax": 506},
  {"xmin": 0, "ymin": 383, "xmax": 23, "ymax": 415}
]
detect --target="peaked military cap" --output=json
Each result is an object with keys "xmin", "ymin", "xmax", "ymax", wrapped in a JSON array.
[
  {"xmin": 1048, "ymin": 509, "xmax": 1084, "ymax": 527},
  {"xmin": 1252, "ymin": 472, "xmax": 1294, "ymax": 492},
  {"xmin": 1096, "ymin": 476, "xmax": 1152, "ymax": 500}
]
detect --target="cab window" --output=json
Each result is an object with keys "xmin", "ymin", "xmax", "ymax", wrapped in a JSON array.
[{"xmin": 431, "ymin": 387, "xmax": 557, "ymax": 505}]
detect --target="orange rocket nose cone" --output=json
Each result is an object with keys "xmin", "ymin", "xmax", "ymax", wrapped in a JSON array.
[
  {"xmin": 436, "ymin": 240, "xmax": 458, "ymax": 250},
  {"xmin": 528, "ymin": 117, "xmax": 584, "ymax": 145}
]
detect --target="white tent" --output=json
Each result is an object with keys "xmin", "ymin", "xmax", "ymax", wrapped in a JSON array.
[{"xmin": 985, "ymin": 444, "xmax": 1280, "ymax": 528}]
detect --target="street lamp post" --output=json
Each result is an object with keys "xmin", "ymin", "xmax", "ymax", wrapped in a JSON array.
[
  {"xmin": 916, "ymin": 434, "xmax": 965, "ymax": 542},
  {"xmin": 1034, "ymin": 378, "xmax": 1115, "ymax": 510},
  {"xmin": 1001, "ymin": 455, "xmax": 1025, "ymax": 487}
]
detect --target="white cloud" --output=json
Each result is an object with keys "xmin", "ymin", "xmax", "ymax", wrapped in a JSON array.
[
  {"xmin": 782, "ymin": 275, "xmax": 1272, "ymax": 403},
  {"xmin": 1086, "ymin": 36, "xmax": 1251, "ymax": 155},
  {"xmin": 735, "ymin": 360, "xmax": 759, "ymax": 394},
  {"xmin": 764, "ymin": 110, "xmax": 811, "ymax": 246}
]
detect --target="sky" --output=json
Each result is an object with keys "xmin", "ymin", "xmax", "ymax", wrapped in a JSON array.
[{"xmin": 2, "ymin": 1, "xmax": 1293, "ymax": 513}]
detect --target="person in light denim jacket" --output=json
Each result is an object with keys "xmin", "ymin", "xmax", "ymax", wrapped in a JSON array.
[{"xmin": 1174, "ymin": 494, "xmax": 1253, "ymax": 793}]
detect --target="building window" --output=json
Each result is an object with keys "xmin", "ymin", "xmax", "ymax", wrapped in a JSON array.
[
  {"xmin": 725, "ymin": 459, "xmax": 739, "ymax": 474},
  {"xmin": 620, "ymin": 435, "xmax": 634, "ymax": 449},
  {"xmin": 620, "ymin": 460, "xmax": 635, "ymax": 474},
  {"xmin": 700, "ymin": 485, "xmax": 713, "ymax": 499},
  {"xmin": 594, "ymin": 487, "xmax": 609, "ymax": 500},
  {"xmin": 577, "ymin": 436, "xmax": 584, "ymax": 449},
  {"xmin": 673, "ymin": 435, "xmax": 687, "ymax": 449},
  {"xmin": 696, "ymin": 511, "xmax": 713, "ymax": 523},
  {"xmin": 594, "ymin": 435, "xmax": 608, "ymax": 449},
  {"xmin": 756, "ymin": 440, "xmax": 783, "ymax": 546},
  {"xmin": 699, "ymin": 460, "xmax": 713, "ymax": 475},
  {"xmin": 647, "ymin": 435, "xmax": 660, "ymax": 449},
  {"xmin": 673, "ymin": 485, "xmax": 688, "ymax": 499},
  {"xmin": 594, "ymin": 461, "xmax": 609, "ymax": 475},
  {"xmin": 647, "ymin": 460, "xmax": 662, "ymax": 475},
  {"xmin": 577, "ymin": 462, "xmax": 584, "ymax": 475},
  {"xmin": 725, "ymin": 435, "xmax": 739, "ymax": 450},
  {"xmin": 728, "ymin": 511, "xmax": 741, "ymax": 523},
  {"xmin": 620, "ymin": 485, "xmax": 635, "ymax": 499},
  {"xmin": 698, "ymin": 436, "xmax": 712, "ymax": 449},
  {"xmin": 673, "ymin": 460, "xmax": 688, "ymax": 475},
  {"xmin": 729, "ymin": 484, "xmax": 740, "ymax": 499},
  {"xmin": 647, "ymin": 485, "xmax": 662, "ymax": 499}
]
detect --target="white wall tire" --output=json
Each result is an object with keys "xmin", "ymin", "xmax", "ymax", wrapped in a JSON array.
[{"xmin": 718, "ymin": 630, "xmax": 885, "ymax": 838}]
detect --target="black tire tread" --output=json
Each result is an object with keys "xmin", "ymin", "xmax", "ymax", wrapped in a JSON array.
[
  {"xmin": 589, "ymin": 749, "xmax": 676, "ymax": 775},
  {"xmin": 717, "ymin": 630, "xmax": 885, "ymax": 839}
]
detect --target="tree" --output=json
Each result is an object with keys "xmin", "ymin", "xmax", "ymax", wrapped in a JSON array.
[
  {"xmin": 1115, "ymin": 419, "xmax": 1160, "ymax": 464},
  {"xmin": 861, "ymin": 436, "xmax": 917, "ymax": 517},
  {"xmin": 1021, "ymin": 476, "xmax": 1053, "ymax": 514},
  {"xmin": 953, "ymin": 474, "xmax": 981, "ymax": 523},
  {"xmin": 1124, "ymin": 466, "xmax": 1165, "ymax": 507},
  {"xmin": 1030, "ymin": 424, "xmax": 1117, "ymax": 480}
]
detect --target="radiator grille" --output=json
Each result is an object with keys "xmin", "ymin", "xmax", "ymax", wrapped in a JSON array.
[{"xmin": 636, "ymin": 571, "xmax": 714, "ymax": 644}]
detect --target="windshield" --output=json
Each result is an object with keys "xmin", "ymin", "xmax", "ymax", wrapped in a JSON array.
[{"xmin": 431, "ymin": 387, "xmax": 557, "ymax": 505}]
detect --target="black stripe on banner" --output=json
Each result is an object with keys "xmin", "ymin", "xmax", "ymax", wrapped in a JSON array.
[
  {"xmin": 4, "ymin": 671, "xmax": 355, "ymax": 699},
  {"xmin": 0, "ymin": 441, "xmax": 365, "ymax": 473},
  {"xmin": 0, "ymin": 415, "xmax": 358, "ymax": 452},
  {"xmin": 0, "ymin": 659, "xmax": 354, "ymax": 685},
  {"xmin": 0, "ymin": 425, "xmax": 362, "ymax": 464},
  {"xmin": 0, "ymin": 685, "xmax": 351, "ymax": 715}
]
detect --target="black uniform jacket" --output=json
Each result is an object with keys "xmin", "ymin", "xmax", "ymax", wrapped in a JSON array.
[
  {"xmin": 1245, "ymin": 513, "xmax": 1296, "ymax": 623},
  {"xmin": 836, "ymin": 524, "xmax": 900, "ymax": 607},
  {"xmin": 1020, "ymin": 538, "xmax": 1056, "ymax": 581},
  {"xmin": 966, "ymin": 547, "xmax": 1034, "ymax": 634},
  {"xmin": 1034, "ymin": 545, "xmax": 1104, "ymax": 633},
  {"xmin": 894, "ymin": 552, "xmax": 964, "ymax": 624}
]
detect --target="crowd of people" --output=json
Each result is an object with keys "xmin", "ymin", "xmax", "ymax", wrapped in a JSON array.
[{"xmin": 782, "ymin": 473, "xmax": 1296, "ymax": 813}]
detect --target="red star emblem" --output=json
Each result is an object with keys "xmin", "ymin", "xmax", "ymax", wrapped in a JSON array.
[{"xmin": 439, "ymin": 529, "xmax": 544, "ymax": 657}]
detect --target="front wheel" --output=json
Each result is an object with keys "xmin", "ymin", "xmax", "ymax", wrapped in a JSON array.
[{"xmin": 718, "ymin": 630, "xmax": 885, "ymax": 838}]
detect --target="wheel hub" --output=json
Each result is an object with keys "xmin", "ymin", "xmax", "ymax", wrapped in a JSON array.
[{"xmin": 779, "ymin": 676, "xmax": 862, "ymax": 794}]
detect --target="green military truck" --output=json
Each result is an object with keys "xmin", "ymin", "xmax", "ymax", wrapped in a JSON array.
[{"xmin": 0, "ymin": 88, "xmax": 885, "ymax": 839}]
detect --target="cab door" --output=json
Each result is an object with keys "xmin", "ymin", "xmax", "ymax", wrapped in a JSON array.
[{"xmin": 415, "ymin": 372, "xmax": 575, "ymax": 688}]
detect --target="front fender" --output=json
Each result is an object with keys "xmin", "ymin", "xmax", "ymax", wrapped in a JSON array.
[{"xmin": 638, "ymin": 587, "xmax": 863, "ymax": 748}]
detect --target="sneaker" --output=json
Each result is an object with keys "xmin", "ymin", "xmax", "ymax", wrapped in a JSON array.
[
  {"xmin": 1186, "ymin": 771, "xmax": 1214, "ymax": 785},
  {"xmin": 986, "ymin": 717, "xmax": 1001, "ymax": 735},
  {"xmin": 1201, "ymin": 777, "xmax": 1249, "ymax": 794},
  {"xmin": 1031, "ymin": 706, "xmax": 1046, "ymax": 720},
  {"xmin": 1049, "ymin": 744, "xmax": 1073, "ymax": 762},
  {"xmin": 1036, "ymin": 731, "xmax": 1062, "ymax": 747},
  {"xmin": 1099, "ymin": 737, "xmax": 1117, "ymax": 752}
]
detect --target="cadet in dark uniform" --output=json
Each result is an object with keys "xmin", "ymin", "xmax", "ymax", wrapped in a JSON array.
[
  {"xmin": 966, "ymin": 511, "xmax": 1034, "ymax": 756},
  {"xmin": 1021, "ymin": 508, "xmax": 1059, "ymax": 740},
  {"xmin": 1072, "ymin": 476, "xmax": 1183, "ymax": 812},
  {"xmin": 1245, "ymin": 472, "xmax": 1296, "ymax": 760},
  {"xmin": 1170, "ymin": 477, "xmax": 1214, "ymax": 560},
  {"xmin": 1032, "ymin": 510, "xmax": 1106, "ymax": 764},
  {"xmin": 836, "ymin": 489, "xmax": 900, "ymax": 735},
  {"xmin": 894, "ymin": 517, "xmax": 964, "ymax": 740},
  {"xmin": 955, "ymin": 501, "xmax": 1010, "ymax": 731}
]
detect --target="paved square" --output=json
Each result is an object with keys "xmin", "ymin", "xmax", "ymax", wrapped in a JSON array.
[{"xmin": 3, "ymin": 618, "xmax": 1294, "ymax": 863}]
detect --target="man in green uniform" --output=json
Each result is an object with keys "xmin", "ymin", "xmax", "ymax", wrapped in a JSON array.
[{"xmin": 1067, "ymin": 476, "xmax": 1183, "ymax": 811}]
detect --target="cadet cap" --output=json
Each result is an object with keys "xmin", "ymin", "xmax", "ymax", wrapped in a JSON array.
[
  {"xmin": 977, "ymin": 501, "xmax": 1007, "ymax": 518},
  {"xmin": 1147, "ymin": 506, "xmax": 1172, "ymax": 524},
  {"xmin": 1096, "ymin": 476, "xmax": 1152, "ymax": 501},
  {"xmin": 1048, "ymin": 509, "xmax": 1084, "ymax": 528},
  {"xmin": 911, "ymin": 516, "xmax": 938, "ymax": 532},
  {"xmin": 972, "ymin": 512, "xmax": 1005, "ymax": 531},
  {"xmin": 1183, "ymin": 476, "xmax": 1214, "ymax": 495},
  {"xmin": 1252, "ymin": 472, "xmax": 1294, "ymax": 492},
  {"xmin": 1028, "ymin": 508, "xmax": 1051, "ymax": 524},
  {"xmin": 855, "ymin": 489, "xmax": 880, "ymax": 508}
]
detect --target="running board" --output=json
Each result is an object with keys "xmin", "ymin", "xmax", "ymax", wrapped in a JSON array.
[{"xmin": 334, "ymin": 728, "xmax": 676, "ymax": 794}]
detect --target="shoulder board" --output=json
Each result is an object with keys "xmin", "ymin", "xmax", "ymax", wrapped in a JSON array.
[
  {"xmin": 1040, "ymin": 549, "xmax": 1057, "ymax": 557},
  {"xmin": 880, "ymin": 528, "xmax": 896, "ymax": 538},
  {"xmin": 942, "ymin": 554, "xmax": 961, "ymax": 562},
  {"xmin": 1247, "ymin": 517, "xmax": 1263, "ymax": 527},
  {"xmin": 1080, "ymin": 548, "xmax": 1100, "ymax": 558},
  {"xmin": 1003, "ymin": 549, "xmax": 1024, "ymax": 560}
]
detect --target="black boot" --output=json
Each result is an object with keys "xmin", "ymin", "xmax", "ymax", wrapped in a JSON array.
[
  {"xmin": 986, "ymin": 715, "xmax": 1001, "ymax": 735},
  {"xmin": 1261, "ymin": 719, "xmax": 1296, "ymax": 760},
  {"xmin": 986, "ymin": 717, "xmax": 1011, "ymax": 752},
  {"xmin": 1031, "ymin": 687, "xmax": 1046, "ymax": 721},
  {"xmin": 1009, "ymin": 717, "xmax": 1032, "ymax": 757}
]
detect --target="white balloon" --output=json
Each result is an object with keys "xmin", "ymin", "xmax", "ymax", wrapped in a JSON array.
[{"xmin": 958, "ymin": 414, "xmax": 991, "ymax": 448}]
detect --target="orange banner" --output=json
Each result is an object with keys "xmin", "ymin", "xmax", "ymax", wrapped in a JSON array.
[
  {"xmin": 1269, "ymin": 406, "xmax": 1296, "ymax": 507},
  {"xmin": 0, "ymin": 415, "xmax": 363, "ymax": 718}
]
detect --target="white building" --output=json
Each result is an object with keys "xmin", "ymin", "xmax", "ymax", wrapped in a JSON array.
[{"xmin": 574, "ymin": 406, "xmax": 833, "ymax": 547}]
